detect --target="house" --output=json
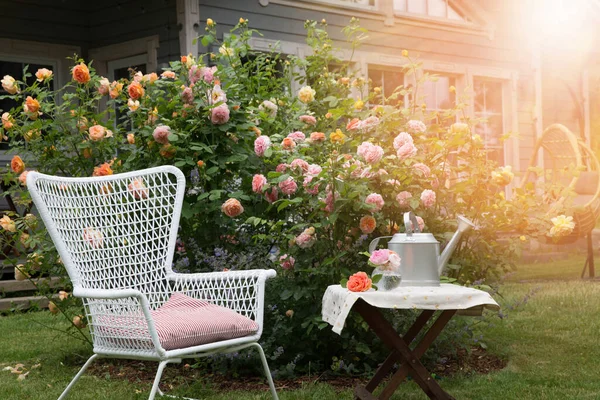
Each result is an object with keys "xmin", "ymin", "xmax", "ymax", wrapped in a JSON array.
[{"xmin": 1, "ymin": 0, "xmax": 599, "ymax": 176}]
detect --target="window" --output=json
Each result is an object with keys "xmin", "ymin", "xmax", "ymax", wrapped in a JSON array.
[
  {"xmin": 473, "ymin": 79, "xmax": 504, "ymax": 165},
  {"xmin": 0, "ymin": 59, "xmax": 55, "ymax": 149},
  {"xmin": 423, "ymin": 74, "xmax": 456, "ymax": 112},
  {"xmin": 394, "ymin": 0, "xmax": 466, "ymax": 21},
  {"xmin": 368, "ymin": 66, "xmax": 405, "ymax": 106}
]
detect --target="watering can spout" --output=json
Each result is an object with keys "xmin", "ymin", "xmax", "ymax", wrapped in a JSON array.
[{"xmin": 437, "ymin": 216, "xmax": 475, "ymax": 275}]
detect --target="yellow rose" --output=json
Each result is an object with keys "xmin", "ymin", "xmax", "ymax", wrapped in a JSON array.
[
  {"xmin": 298, "ymin": 85, "xmax": 316, "ymax": 103},
  {"xmin": 128, "ymin": 99, "xmax": 140, "ymax": 112},
  {"xmin": 401, "ymin": 49, "xmax": 409, "ymax": 57},
  {"xmin": 329, "ymin": 129, "xmax": 346, "ymax": 144},
  {"xmin": 207, "ymin": 18, "xmax": 215, "ymax": 27},
  {"xmin": 491, "ymin": 166, "xmax": 514, "ymax": 186},
  {"xmin": 549, "ymin": 215, "xmax": 575, "ymax": 238},
  {"xmin": 1, "ymin": 75, "xmax": 19, "ymax": 94},
  {"xmin": 0, "ymin": 215, "xmax": 16, "ymax": 232},
  {"xmin": 35, "ymin": 68, "xmax": 53, "ymax": 82},
  {"xmin": 1, "ymin": 112, "xmax": 14, "ymax": 129},
  {"xmin": 450, "ymin": 122, "xmax": 470, "ymax": 135},
  {"xmin": 354, "ymin": 100, "xmax": 364, "ymax": 110},
  {"xmin": 219, "ymin": 45, "xmax": 234, "ymax": 57}
]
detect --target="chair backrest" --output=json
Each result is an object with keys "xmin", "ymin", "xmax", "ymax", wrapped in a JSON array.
[{"xmin": 27, "ymin": 166, "xmax": 185, "ymax": 308}]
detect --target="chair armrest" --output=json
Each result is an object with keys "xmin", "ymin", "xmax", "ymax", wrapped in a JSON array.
[
  {"xmin": 73, "ymin": 287, "xmax": 166, "ymax": 356},
  {"xmin": 167, "ymin": 269, "xmax": 277, "ymax": 331}
]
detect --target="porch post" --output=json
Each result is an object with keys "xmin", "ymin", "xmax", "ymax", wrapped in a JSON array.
[{"xmin": 176, "ymin": 0, "xmax": 201, "ymax": 58}]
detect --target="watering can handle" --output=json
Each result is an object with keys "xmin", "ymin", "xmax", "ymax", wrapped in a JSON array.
[
  {"xmin": 404, "ymin": 211, "xmax": 421, "ymax": 236},
  {"xmin": 369, "ymin": 236, "xmax": 393, "ymax": 254}
]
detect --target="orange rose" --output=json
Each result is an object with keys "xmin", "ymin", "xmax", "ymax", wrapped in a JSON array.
[
  {"xmin": 82, "ymin": 147, "xmax": 92, "ymax": 159},
  {"xmin": 110, "ymin": 81, "xmax": 124, "ymax": 99},
  {"xmin": 127, "ymin": 133, "xmax": 135, "ymax": 144},
  {"xmin": 35, "ymin": 68, "xmax": 53, "ymax": 82},
  {"xmin": 128, "ymin": 81, "xmax": 145, "ymax": 100},
  {"xmin": 72, "ymin": 63, "xmax": 90, "ymax": 84},
  {"xmin": 128, "ymin": 178, "xmax": 149, "ymax": 199},
  {"xmin": 346, "ymin": 118, "xmax": 361, "ymax": 131},
  {"xmin": 2, "ymin": 112, "xmax": 14, "ymax": 129},
  {"xmin": 11, "ymin": 155, "xmax": 25, "ymax": 174},
  {"xmin": 88, "ymin": 124, "xmax": 107, "ymax": 141},
  {"xmin": 159, "ymin": 144, "xmax": 176, "ymax": 158},
  {"xmin": 73, "ymin": 315, "xmax": 87, "ymax": 329},
  {"xmin": 310, "ymin": 132, "xmax": 325, "ymax": 142},
  {"xmin": 221, "ymin": 198, "xmax": 244, "ymax": 218},
  {"xmin": 359, "ymin": 215, "xmax": 376, "ymax": 234},
  {"xmin": 181, "ymin": 55, "xmax": 188, "ymax": 64},
  {"xmin": 197, "ymin": 160, "xmax": 204, "ymax": 167},
  {"xmin": 347, "ymin": 271, "xmax": 372, "ymax": 292},
  {"xmin": 24, "ymin": 96, "xmax": 40, "ymax": 114},
  {"xmin": 93, "ymin": 162, "xmax": 113, "ymax": 177},
  {"xmin": 282, "ymin": 137, "xmax": 296, "ymax": 150}
]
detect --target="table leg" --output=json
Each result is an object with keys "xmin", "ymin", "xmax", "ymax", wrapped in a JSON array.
[
  {"xmin": 364, "ymin": 310, "xmax": 435, "ymax": 392},
  {"xmin": 353, "ymin": 300, "xmax": 456, "ymax": 400},
  {"xmin": 379, "ymin": 310, "xmax": 456, "ymax": 400}
]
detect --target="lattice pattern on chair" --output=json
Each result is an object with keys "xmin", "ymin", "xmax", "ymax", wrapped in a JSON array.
[{"xmin": 27, "ymin": 166, "xmax": 279, "ymax": 399}]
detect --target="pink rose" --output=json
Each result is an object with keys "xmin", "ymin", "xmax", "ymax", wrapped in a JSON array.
[
  {"xmin": 324, "ymin": 186, "xmax": 338, "ymax": 213},
  {"xmin": 182, "ymin": 87, "xmax": 194, "ymax": 104},
  {"xmin": 365, "ymin": 193, "xmax": 384, "ymax": 212},
  {"xmin": 396, "ymin": 191, "xmax": 412, "ymax": 208},
  {"xmin": 19, "ymin": 170, "xmax": 31, "ymax": 186},
  {"xmin": 128, "ymin": 178, "xmax": 149, "ymax": 200},
  {"xmin": 358, "ymin": 116, "xmax": 380, "ymax": 132},
  {"xmin": 278, "ymin": 177, "xmax": 298, "ymax": 195},
  {"xmin": 264, "ymin": 186, "xmax": 279, "ymax": 203},
  {"xmin": 89, "ymin": 125, "xmax": 108, "ymax": 141},
  {"xmin": 421, "ymin": 189, "xmax": 436, "ymax": 208},
  {"xmin": 387, "ymin": 179, "xmax": 401, "ymax": 187},
  {"xmin": 397, "ymin": 142, "xmax": 417, "ymax": 160},
  {"xmin": 290, "ymin": 158, "xmax": 309, "ymax": 174},
  {"xmin": 252, "ymin": 174, "xmax": 267, "ymax": 194},
  {"xmin": 369, "ymin": 249, "xmax": 390, "ymax": 265},
  {"xmin": 211, "ymin": 103, "xmax": 230, "ymax": 125},
  {"xmin": 254, "ymin": 135, "xmax": 271, "ymax": 157},
  {"xmin": 393, "ymin": 132, "xmax": 413, "ymax": 150},
  {"xmin": 299, "ymin": 115, "xmax": 317, "ymax": 125},
  {"xmin": 416, "ymin": 216, "xmax": 425, "ymax": 232},
  {"xmin": 280, "ymin": 254, "xmax": 295, "ymax": 270},
  {"xmin": 276, "ymin": 163, "xmax": 288, "ymax": 173},
  {"xmin": 413, "ymin": 163, "xmax": 431, "ymax": 177},
  {"xmin": 201, "ymin": 66, "xmax": 217, "ymax": 83},
  {"xmin": 295, "ymin": 228, "xmax": 316, "ymax": 248},
  {"xmin": 153, "ymin": 125, "xmax": 171, "ymax": 144},
  {"xmin": 406, "ymin": 120, "xmax": 427, "ymax": 135},
  {"xmin": 287, "ymin": 131, "xmax": 306, "ymax": 143},
  {"xmin": 431, "ymin": 176, "xmax": 440, "ymax": 189},
  {"xmin": 189, "ymin": 65, "xmax": 202, "ymax": 84},
  {"xmin": 307, "ymin": 164, "xmax": 322, "ymax": 177},
  {"xmin": 388, "ymin": 252, "xmax": 401, "ymax": 269},
  {"xmin": 303, "ymin": 176, "xmax": 320, "ymax": 195},
  {"xmin": 363, "ymin": 143, "xmax": 384, "ymax": 164},
  {"xmin": 221, "ymin": 198, "xmax": 244, "ymax": 217}
]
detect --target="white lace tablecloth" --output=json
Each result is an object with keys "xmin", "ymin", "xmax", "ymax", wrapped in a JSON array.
[{"xmin": 322, "ymin": 284, "xmax": 500, "ymax": 335}]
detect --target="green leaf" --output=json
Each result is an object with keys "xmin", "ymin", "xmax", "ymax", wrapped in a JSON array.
[
  {"xmin": 264, "ymin": 147, "xmax": 273, "ymax": 158},
  {"xmin": 371, "ymin": 274, "xmax": 382, "ymax": 284},
  {"xmin": 206, "ymin": 166, "xmax": 219, "ymax": 175},
  {"xmin": 281, "ymin": 289, "xmax": 293, "ymax": 300},
  {"xmin": 340, "ymin": 278, "xmax": 348, "ymax": 288},
  {"xmin": 167, "ymin": 133, "xmax": 179, "ymax": 142}
]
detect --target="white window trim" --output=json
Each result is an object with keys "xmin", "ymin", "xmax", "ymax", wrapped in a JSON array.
[
  {"xmin": 107, "ymin": 54, "xmax": 149, "ymax": 81},
  {"xmin": 89, "ymin": 36, "xmax": 159, "ymax": 77}
]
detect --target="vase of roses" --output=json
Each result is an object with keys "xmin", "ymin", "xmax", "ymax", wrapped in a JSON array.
[{"xmin": 368, "ymin": 249, "xmax": 402, "ymax": 291}]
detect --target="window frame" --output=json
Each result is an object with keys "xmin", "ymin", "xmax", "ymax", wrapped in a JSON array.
[{"xmin": 472, "ymin": 77, "xmax": 507, "ymax": 166}]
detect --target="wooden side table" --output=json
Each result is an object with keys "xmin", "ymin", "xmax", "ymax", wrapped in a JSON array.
[{"xmin": 322, "ymin": 284, "xmax": 500, "ymax": 400}]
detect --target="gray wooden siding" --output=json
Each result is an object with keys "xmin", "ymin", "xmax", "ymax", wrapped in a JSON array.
[
  {"xmin": 197, "ymin": 0, "xmax": 539, "ymax": 171},
  {"xmin": 88, "ymin": 0, "xmax": 180, "ymax": 66}
]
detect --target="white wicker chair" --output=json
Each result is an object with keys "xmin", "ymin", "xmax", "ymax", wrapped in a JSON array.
[{"xmin": 27, "ymin": 166, "xmax": 278, "ymax": 400}]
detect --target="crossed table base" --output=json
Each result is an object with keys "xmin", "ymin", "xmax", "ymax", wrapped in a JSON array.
[
  {"xmin": 321, "ymin": 283, "xmax": 500, "ymax": 400},
  {"xmin": 353, "ymin": 300, "xmax": 456, "ymax": 400}
]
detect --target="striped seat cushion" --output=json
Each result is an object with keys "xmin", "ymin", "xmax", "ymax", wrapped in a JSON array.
[{"xmin": 151, "ymin": 293, "xmax": 258, "ymax": 350}]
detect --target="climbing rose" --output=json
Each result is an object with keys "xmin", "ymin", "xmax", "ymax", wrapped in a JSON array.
[
  {"xmin": 72, "ymin": 63, "xmax": 90, "ymax": 84},
  {"xmin": 152, "ymin": 125, "xmax": 171, "ymax": 144},
  {"xmin": 397, "ymin": 142, "xmax": 417, "ymax": 160},
  {"xmin": 254, "ymin": 135, "xmax": 271, "ymax": 157},
  {"xmin": 252, "ymin": 174, "xmax": 268, "ymax": 194},
  {"xmin": 278, "ymin": 178, "xmax": 298, "ymax": 195},
  {"xmin": 264, "ymin": 187, "xmax": 278, "ymax": 203},
  {"xmin": 299, "ymin": 115, "xmax": 316, "ymax": 125},
  {"xmin": 280, "ymin": 254, "xmax": 295, "ymax": 270},
  {"xmin": 128, "ymin": 178, "xmax": 149, "ymax": 200},
  {"xmin": 287, "ymin": 131, "xmax": 306, "ymax": 143},
  {"xmin": 365, "ymin": 193, "xmax": 384, "ymax": 212},
  {"xmin": 396, "ymin": 191, "xmax": 412, "ymax": 208},
  {"xmin": 11, "ymin": 155, "xmax": 25, "ymax": 174},
  {"xmin": 211, "ymin": 104, "xmax": 230, "ymax": 124},
  {"xmin": 393, "ymin": 132, "xmax": 413, "ymax": 150},
  {"xmin": 1, "ymin": 75, "xmax": 19, "ymax": 94},
  {"xmin": 357, "ymin": 142, "xmax": 384, "ymax": 164},
  {"xmin": 221, "ymin": 198, "xmax": 244, "ymax": 218},
  {"xmin": 88, "ymin": 125, "xmax": 108, "ymax": 141},
  {"xmin": 298, "ymin": 85, "xmax": 315, "ymax": 103},
  {"xmin": 549, "ymin": 215, "xmax": 575, "ymax": 238},
  {"xmin": 420, "ymin": 190, "xmax": 436, "ymax": 208},
  {"xmin": 290, "ymin": 159, "xmax": 309, "ymax": 174},
  {"xmin": 127, "ymin": 81, "xmax": 145, "ymax": 100},
  {"xmin": 406, "ymin": 120, "xmax": 427, "ymax": 135},
  {"xmin": 360, "ymin": 215, "xmax": 377, "ymax": 234}
]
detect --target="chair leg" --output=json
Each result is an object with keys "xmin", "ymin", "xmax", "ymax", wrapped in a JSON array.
[
  {"xmin": 58, "ymin": 354, "xmax": 99, "ymax": 400},
  {"xmin": 149, "ymin": 360, "xmax": 170, "ymax": 400},
  {"xmin": 251, "ymin": 343, "xmax": 279, "ymax": 400}
]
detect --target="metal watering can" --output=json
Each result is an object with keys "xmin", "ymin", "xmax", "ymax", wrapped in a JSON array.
[{"xmin": 369, "ymin": 212, "xmax": 475, "ymax": 287}]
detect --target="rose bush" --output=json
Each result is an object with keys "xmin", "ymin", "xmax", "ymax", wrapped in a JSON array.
[{"xmin": 0, "ymin": 18, "xmax": 567, "ymax": 376}]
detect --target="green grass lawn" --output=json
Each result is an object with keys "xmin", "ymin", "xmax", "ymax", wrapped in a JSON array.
[{"xmin": 1, "ymin": 256, "xmax": 599, "ymax": 399}]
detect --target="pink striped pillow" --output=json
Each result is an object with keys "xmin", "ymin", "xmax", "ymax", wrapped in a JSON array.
[{"xmin": 151, "ymin": 293, "xmax": 258, "ymax": 350}]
